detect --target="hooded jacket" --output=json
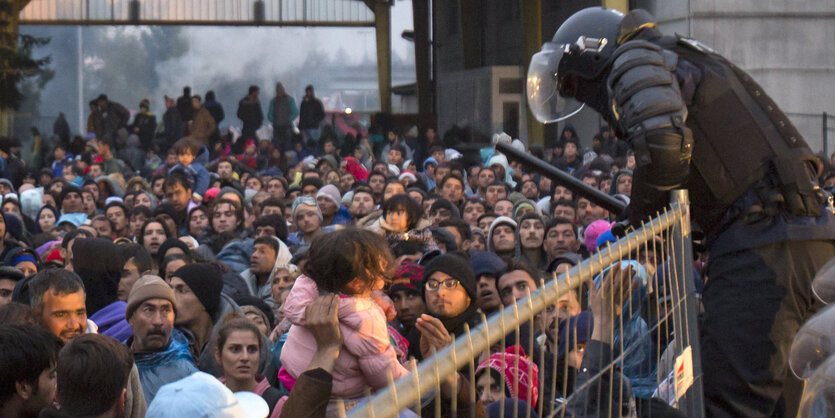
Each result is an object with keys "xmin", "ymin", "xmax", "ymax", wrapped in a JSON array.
[
  {"xmin": 487, "ymin": 153, "xmax": 516, "ymax": 188},
  {"xmin": 280, "ymin": 275, "xmax": 409, "ymax": 399},
  {"xmin": 131, "ymin": 328, "xmax": 198, "ymax": 403},
  {"xmin": 487, "ymin": 216, "xmax": 521, "ymax": 258},
  {"xmin": 421, "ymin": 157, "xmax": 438, "ymax": 190},
  {"xmin": 239, "ymin": 236, "xmax": 292, "ymax": 308}
]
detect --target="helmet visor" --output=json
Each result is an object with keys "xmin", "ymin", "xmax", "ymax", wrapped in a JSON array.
[{"xmin": 526, "ymin": 43, "xmax": 584, "ymax": 124}]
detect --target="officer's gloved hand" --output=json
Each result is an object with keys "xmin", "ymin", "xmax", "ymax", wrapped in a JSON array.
[{"xmin": 611, "ymin": 220, "xmax": 631, "ymax": 238}]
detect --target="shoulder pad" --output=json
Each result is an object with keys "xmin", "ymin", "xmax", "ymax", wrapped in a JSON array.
[{"xmin": 675, "ymin": 34, "xmax": 716, "ymax": 53}]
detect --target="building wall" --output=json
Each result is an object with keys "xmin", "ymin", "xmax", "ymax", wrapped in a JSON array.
[
  {"xmin": 636, "ymin": 0, "xmax": 835, "ymax": 153},
  {"xmin": 433, "ymin": 0, "xmax": 602, "ymax": 146}
]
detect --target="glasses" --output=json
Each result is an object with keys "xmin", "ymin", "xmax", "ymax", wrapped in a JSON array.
[{"xmin": 425, "ymin": 278, "xmax": 460, "ymax": 292}]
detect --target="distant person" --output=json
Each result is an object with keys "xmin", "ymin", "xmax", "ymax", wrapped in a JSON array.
[
  {"xmin": 203, "ymin": 90, "xmax": 225, "ymax": 148},
  {"xmin": 162, "ymin": 95, "xmax": 184, "ymax": 152},
  {"xmin": 53, "ymin": 112, "xmax": 71, "ymax": 144},
  {"xmin": 176, "ymin": 86, "xmax": 193, "ymax": 122},
  {"xmin": 299, "ymin": 84, "xmax": 325, "ymax": 145},
  {"xmin": 189, "ymin": 95, "xmax": 217, "ymax": 147},
  {"xmin": 131, "ymin": 99, "xmax": 157, "ymax": 152},
  {"xmin": 237, "ymin": 85, "xmax": 264, "ymax": 144},
  {"xmin": 96, "ymin": 94, "xmax": 130, "ymax": 141},
  {"xmin": 267, "ymin": 82, "xmax": 298, "ymax": 150}
]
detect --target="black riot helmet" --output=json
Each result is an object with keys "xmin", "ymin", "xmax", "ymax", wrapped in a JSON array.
[{"xmin": 526, "ymin": 7, "xmax": 625, "ymax": 123}]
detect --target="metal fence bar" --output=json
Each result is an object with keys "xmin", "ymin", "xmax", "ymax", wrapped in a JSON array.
[
  {"xmin": 349, "ymin": 191, "xmax": 696, "ymax": 418},
  {"xmin": 668, "ymin": 190, "xmax": 705, "ymax": 417}
]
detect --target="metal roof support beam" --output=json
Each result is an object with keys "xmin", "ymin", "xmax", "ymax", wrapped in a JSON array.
[{"xmin": 373, "ymin": 0, "xmax": 392, "ymax": 114}]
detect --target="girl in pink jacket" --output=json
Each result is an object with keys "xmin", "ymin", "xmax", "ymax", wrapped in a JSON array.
[{"xmin": 279, "ymin": 229, "xmax": 410, "ymax": 408}]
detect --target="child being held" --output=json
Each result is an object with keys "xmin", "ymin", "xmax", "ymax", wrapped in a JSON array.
[
  {"xmin": 168, "ymin": 137, "xmax": 210, "ymax": 195},
  {"xmin": 280, "ymin": 228, "xmax": 409, "ymax": 406}
]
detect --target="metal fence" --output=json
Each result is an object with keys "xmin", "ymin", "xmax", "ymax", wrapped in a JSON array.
[
  {"xmin": 19, "ymin": 0, "xmax": 375, "ymax": 26},
  {"xmin": 347, "ymin": 190, "xmax": 704, "ymax": 417}
]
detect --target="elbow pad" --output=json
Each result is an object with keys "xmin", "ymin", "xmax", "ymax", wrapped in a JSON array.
[{"xmin": 608, "ymin": 40, "xmax": 694, "ymax": 191}]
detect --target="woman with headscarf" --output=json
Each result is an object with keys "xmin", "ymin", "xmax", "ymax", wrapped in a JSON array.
[{"xmin": 34, "ymin": 205, "xmax": 59, "ymax": 235}]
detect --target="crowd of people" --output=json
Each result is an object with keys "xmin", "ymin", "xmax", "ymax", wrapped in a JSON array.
[{"xmin": 0, "ymin": 82, "xmax": 709, "ymax": 418}]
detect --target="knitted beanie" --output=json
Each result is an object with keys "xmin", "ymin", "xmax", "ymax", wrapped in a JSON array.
[
  {"xmin": 291, "ymin": 196, "xmax": 322, "ymax": 221},
  {"xmin": 469, "ymin": 251, "xmax": 507, "ymax": 278},
  {"xmin": 126, "ymin": 275, "xmax": 176, "ymax": 320},
  {"xmin": 476, "ymin": 345, "xmax": 539, "ymax": 408},
  {"xmin": 316, "ymin": 184, "xmax": 342, "ymax": 207},
  {"xmin": 171, "ymin": 264, "xmax": 224, "ymax": 320},
  {"xmin": 421, "ymin": 252, "xmax": 477, "ymax": 301},
  {"xmin": 388, "ymin": 262, "xmax": 424, "ymax": 296}
]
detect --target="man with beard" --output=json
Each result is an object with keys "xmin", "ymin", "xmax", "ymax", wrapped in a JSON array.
[
  {"xmin": 518, "ymin": 213, "xmax": 548, "ymax": 270},
  {"xmin": 0, "ymin": 325, "xmax": 63, "ymax": 418},
  {"xmin": 126, "ymin": 275, "xmax": 197, "ymax": 402},
  {"xmin": 349, "ymin": 186, "xmax": 376, "ymax": 222},
  {"xmin": 29, "ymin": 269, "xmax": 91, "ymax": 343}
]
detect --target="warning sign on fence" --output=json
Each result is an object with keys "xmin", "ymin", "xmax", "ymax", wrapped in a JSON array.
[{"xmin": 675, "ymin": 346, "xmax": 694, "ymax": 401}]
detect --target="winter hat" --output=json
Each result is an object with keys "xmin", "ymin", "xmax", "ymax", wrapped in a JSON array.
[
  {"xmin": 58, "ymin": 184, "xmax": 83, "ymax": 208},
  {"xmin": 46, "ymin": 249, "xmax": 64, "ymax": 264},
  {"xmin": 584, "ymin": 220, "xmax": 613, "ymax": 252},
  {"xmin": 218, "ymin": 186, "xmax": 244, "ymax": 204},
  {"xmin": 469, "ymin": 251, "xmax": 507, "ymax": 278},
  {"xmin": 422, "ymin": 252, "xmax": 477, "ymax": 301},
  {"xmin": 171, "ymin": 264, "xmax": 224, "ymax": 320},
  {"xmin": 557, "ymin": 311, "xmax": 593, "ymax": 357},
  {"xmin": 596, "ymin": 228, "xmax": 617, "ymax": 250},
  {"xmin": 0, "ymin": 266, "xmax": 24, "ymax": 282},
  {"xmin": 125, "ymin": 275, "xmax": 176, "ymax": 320},
  {"xmin": 0, "ymin": 179, "xmax": 15, "ymax": 193},
  {"xmin": 6, "ymin": 247, "xmax": 38, "ymax": 268},
  {"xmin": 19, "ymin": 187, "xmax": 43, "ymax": 220},
  {"xmin": 341, "ymin": 190, "xmax": 354, "ymax": 207},
  {"xmin": 104, "ymin": 196, "xmax": 123, "ymax": 206},
  {"xmin": 1, "ymin": 212, "xmax": 22, "ymax": 241},
  {"xmin": 476, "ymin": 345, "xmax": 539, "ymax": 408},
  {"xmin": 316, "ymin": 184, "xmax": 342, "ymax": 207},
  {"xmin": 291, "ymin": 196, "xmax": 322, "ymax": 221},
  {"xmin": 399, "ymin": 171, "xmax": 418, "ymax": 184},
  {"xmin": 204, "ymin": 187, "xmax": 220, "ymax": 203},
  {"xmin": 146, "ymin": 372, "xmax": 254, "ymax": 418},
  {"xmin": 511, "ymin": 138, "xmax": 527, "ymax": 153},
  {"xmin": 512, "ymin": 199, "xmax": 537, "ymax": 218},
  {"xmin": 234, "ymin": 294, "xmax": 275, "ymax": 330},
  {"xmin": 546, "ymin": 252, "xmax": 582, "ymax": 274},
  {"xmin": 387, "ymin": 164, "xmax": 401, "ymax": 177},
  {"xmin": 491, "ymin": 132, "xmax": 512, "ymax": 145},
  {"xmin": 508, "ymin": 192, "xmax": 526, "ymax": 205},
  {"xmin": 429, "ymin": 199, "xmax": 460, "ymax": 219},
  {"xmin": 389, "ymin": 262, "xmax": 424, "ymax": 295}
]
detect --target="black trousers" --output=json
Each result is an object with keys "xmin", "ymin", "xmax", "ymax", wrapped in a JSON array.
[{"xmin": 701, "ymin": 240, "xmax": 835, "ymax": 417}]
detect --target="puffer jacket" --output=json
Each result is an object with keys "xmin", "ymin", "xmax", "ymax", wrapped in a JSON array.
[{"xmin": 280, "ymin": 275, "xmax": 409, "ymax": 399}]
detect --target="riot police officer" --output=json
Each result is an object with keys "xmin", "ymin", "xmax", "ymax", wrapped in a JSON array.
[{"xmin": 527, "ymin": 7, "xmax": 835, "ymax": 417}]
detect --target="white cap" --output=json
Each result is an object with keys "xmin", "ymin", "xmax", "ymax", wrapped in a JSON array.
[{"xmin": 146, "ymin": 372, "xmax": 268, "ymax": 418}]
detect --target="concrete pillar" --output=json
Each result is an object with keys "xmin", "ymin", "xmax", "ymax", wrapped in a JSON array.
[
  {"xmin": 373, "ymin": 0, "xmax": 392, "ymax": 114},
  {"xmin": 519, "ymin": 0, "xmax": 543, "ymax": 145},
  {"xmin": 459, "ymin": 0, "xmax": 482, "ymax": 69},
  {"xmin": 412, "ymin": 0, "xmax": 432, "ymax": 115}
]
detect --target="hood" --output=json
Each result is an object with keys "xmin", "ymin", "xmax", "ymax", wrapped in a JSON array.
[
  {"xmin": 422, "ymin": 156, "xmax": 438, "ymax": 171},
  {"xmin": 240, "ymin": 236, "xmax": 292, "ymax": 305},
  {"xmin": 487, "ymin": 153, "xmax": 516, "ymax": 187},
  {"xmin": 487, "ymin": 216, "xmax": 520, "ymax": 257},
  {"xmin": 95, "ymin": 175, "xmax": 125, "ymax": 198}
]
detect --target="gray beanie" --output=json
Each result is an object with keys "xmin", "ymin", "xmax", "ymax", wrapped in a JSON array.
[{"xmin": 291, "ymin": 196, "xmax": 322, "ymax": 221}]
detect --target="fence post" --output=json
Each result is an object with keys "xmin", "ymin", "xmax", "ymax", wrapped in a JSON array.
[
  {"xmin": 824, "ymin": 112, "xmax": 829, "ymax": 158},
  {"xmin": 669, "ymin": 189, "xmax": 705, "ymax": 417}
]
